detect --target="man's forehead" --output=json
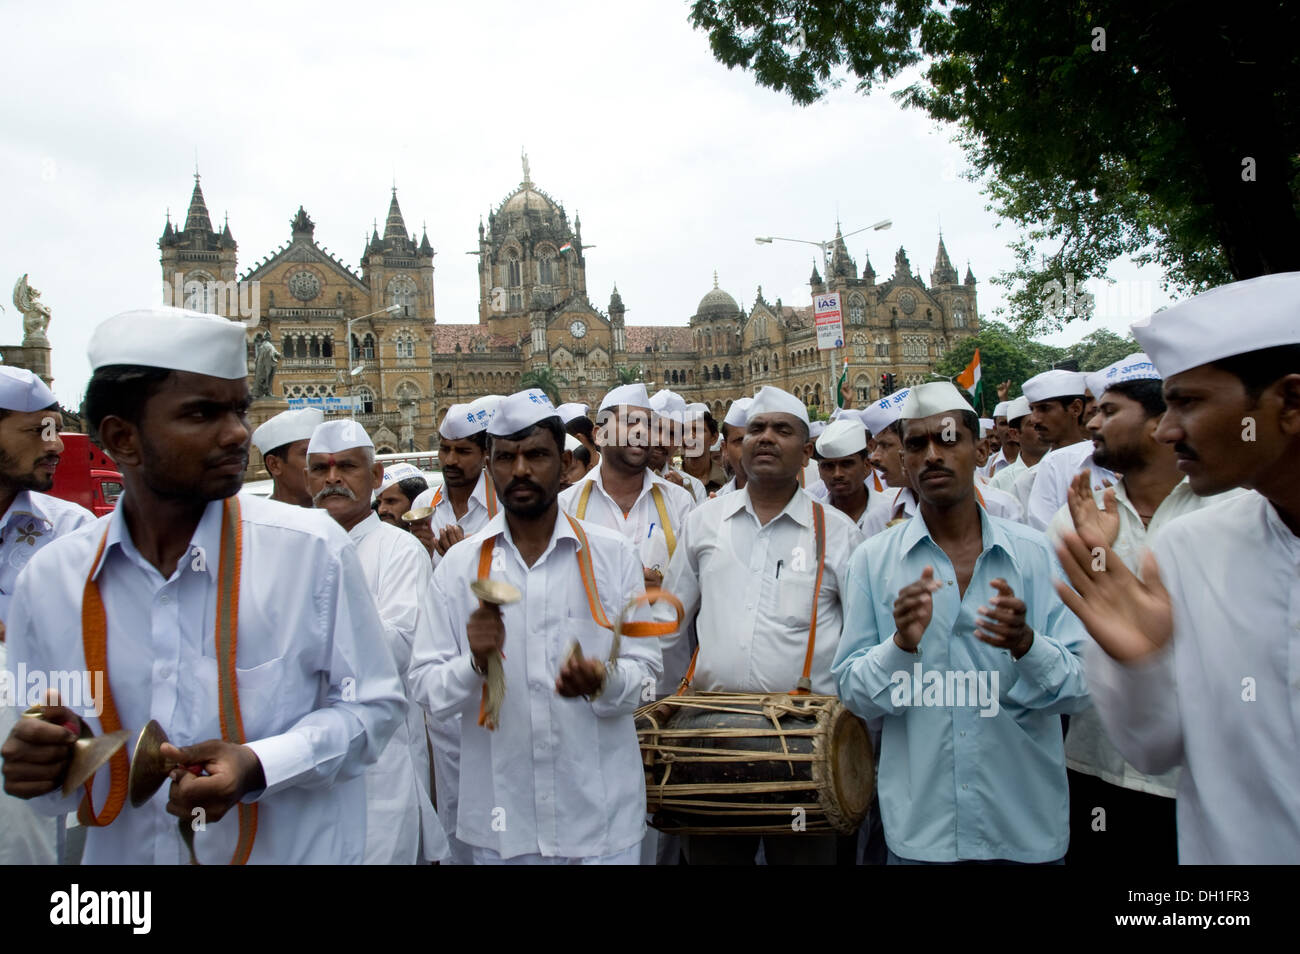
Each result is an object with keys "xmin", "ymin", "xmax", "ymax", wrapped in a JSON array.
[
  {"xmin": 492, "ymin": 429, "xmax": 557, "ymax": 453},
  {"xmin": 1164, "ymin": 364, "xmax": 1239, "ymax": 396},
  {"xmin": 902, "ymin": 412, "xmax": 970, "ymax": 437},
  {"xmin": 440, "ymin": 437, "xmax": 482, "ymax": 453},
  {"xmin": 160, "ymin": 370, "xmax": 248, "ymax": 400},
  {"xmin": 820, "ymin": 453, "xmax": 865, "ymax": 467},
  {"xmin": 308, "ymin": 446, "xmax": 370, "ymax": 464},
  {"xmin": 747, "ymin": 411, "xmax": 802, "ymax": 429}
]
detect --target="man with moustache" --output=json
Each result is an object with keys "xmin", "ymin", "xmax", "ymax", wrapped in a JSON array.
[
  {"xmin": 374, "ymin": 462, "xmax": 428, "ymax": 529},
  {"xmin": 681, "ymin": 406, "xmax": 725, "ymax": 493},
  {"xmin": 861, "ymin": 389, "xmax": 912, "ymax": 493},
  {"xmin": 715, "ymin": 397, "xmax": 753, "ymax": 496},
  {"xmin": 305, "ymin": 419, "xmax": 445, "ymax": 864},
  {"xmin": 0, "ymin": 367, "xmax": 95, "ymax": 864},
  {"xmin": 0, "ymin": 307, "xmax": 404, "ymax": 864},
  {"xmin": 1055, "ymin": 274, "xmax": 1300, "ymax": 864},
  {"xmin": 249, "ymin": 406, "xmax": 323, "ymax": 508},
  {"xmin": 1046, "ymin": 353, "xmax": 1240, "ymax": 865},
  {"xmin": 661, "ymin": 386, "xmax": 863, "ymax": 864},
  {"xmin": 648, "ymin": 390, "xmax": 707, "ymax": 505},
  {"xmin": 409, "ymin": 390, "xmax": 666, "ymax": 864},
  {"xmin": 1022, "ymin": 370, "xmax": 1115, "ymax": 530},
  {"xmin": 559, "ymin": 383, "xmax": 693, "ymax": 591},
  {"xmin": 834, "ymin": 382, "xmax": 1088, "ymax": 865}
]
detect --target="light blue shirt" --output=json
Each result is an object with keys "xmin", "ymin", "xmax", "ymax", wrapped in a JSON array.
[{"xmin": 832, "ymin": 505, "xmax": 1089, "ymax": 863}]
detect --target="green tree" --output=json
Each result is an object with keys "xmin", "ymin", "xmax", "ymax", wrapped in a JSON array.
[
  {"xmin": 614, "ymin": 364, "xmax": 643, "ymax": 385},
  {"xmin": 520, "ymin": 366, "xmax": 568, "ymax": 406},
  {"xmin": 1063, "ymin": 328, "xmax": 1139, "ymax": 372},
  {"xmin": 689, "ymin": 1, "xmax": 1300, "ymax": 331},
  {"xmin": 932, "ymin": 320, "xmax": 1064, "ymax": 412}
]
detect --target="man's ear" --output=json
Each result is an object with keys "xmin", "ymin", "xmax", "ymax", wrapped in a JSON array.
[
  {"xmin": 1273, "ymin": 373, "xmax": 1300, "ymax": 437},
  {"xmin": 370, "ymin": 462, "xmax": 384, "ymax": 490},
  {"xmin": 264, "ymin": 454, "xmax": 283, "ymax": 478},
  {"xmin": 97, "ymin": 416, "xmax": 141, "ymax": 467}
]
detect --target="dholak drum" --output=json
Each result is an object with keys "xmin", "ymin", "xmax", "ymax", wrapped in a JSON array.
[{"xmin": 635, "ymin": 692, "xmax": 874, "ymax": 835}]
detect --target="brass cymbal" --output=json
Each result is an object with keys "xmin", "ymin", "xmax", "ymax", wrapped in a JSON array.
[
  {"xmin": 401, "ymin": 506, "xmax": 434, "ymax": 523},
  {"xmin": 470, "ymin": 579, "xmax": 522, "ymax": 606},
  {"xmin": 128, "ymin": 719, "xmax": 173, "ymax": 808},
  {"xmin": 21, "ymin": 707, "xmax": 130, "ymax": 797}
]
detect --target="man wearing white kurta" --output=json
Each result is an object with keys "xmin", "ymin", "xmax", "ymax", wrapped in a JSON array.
[
  {"xmin": 648, "ymin": 389, "xmax": 708, "ymax": 505},
  {"xmin": 0, "ymin": 367, "xmax": 96, "ymax": 864},
  {"xmin": 559, "ymin": 383, "xmax": 694, "ymax": 588},
  {"xmin": 307, "ymin": 419, "xmax": 446, "ymax": 864},
  {"xmin": 813, "ymin": 416, "xmax": 894, "ymax": 534},
  {"xmin": 0, "ymin": 308, "xmax": 405, "ymax": 864},
  {"xmin": 249, "ymin": 406, "xmax": 323, "ymax": 508},
  {"xmin": 661, "ymin": 386, "xmax": 863, "ymax": 865},
  {"xmin": 409, "ymin": 390, "xmax": 664, "ymax": 863},
  {"xmin": 1046, "ymin": 353, "xmax": 1238, "ymax": 864},
  {"xmin": 1054, "ymin": 274, "xmax": 1300, "ymax": 863}
]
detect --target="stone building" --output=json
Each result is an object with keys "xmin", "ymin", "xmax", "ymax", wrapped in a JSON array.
[{"xmin": 159, "ymin": 161, "xmax": 978, "ymax": 460}]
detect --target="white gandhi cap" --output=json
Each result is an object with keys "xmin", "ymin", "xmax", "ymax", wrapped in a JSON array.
[{"xmin": 88, "ymin": 307, "xmax": 249, "ymax": 379}]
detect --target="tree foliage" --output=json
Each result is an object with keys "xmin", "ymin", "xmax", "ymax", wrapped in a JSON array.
[
  {"xmin": 933, "ymin": 320, "xmax": 1064, "ymax": 411},
  {"xmin": 614, "ymin": 364, "xmax": 643, "ymax": 385},
  {"xmin": 520, "ymin": 366, "xmax": 568, "ymax": 405},
  {"xmin": 689, "ymin": 1, "xmax": 1300, "ymax": 333}
]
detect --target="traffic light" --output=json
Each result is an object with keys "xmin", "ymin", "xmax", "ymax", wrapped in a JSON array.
[{"xmin": 879, "ymin": 372, "xmax": 896, "ymax": 396}]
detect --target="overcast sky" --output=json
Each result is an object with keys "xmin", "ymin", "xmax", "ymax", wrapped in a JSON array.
[{"xmin": 0, "ymin": 0, "xmax": 1175, "ymax": 408}]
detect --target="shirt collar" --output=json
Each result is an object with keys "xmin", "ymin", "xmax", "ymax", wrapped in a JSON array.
[
  {"xmin": 348, "ymin": 511, "xmax": 383, "ymax": 542},
  {"xmin": 590, "ymin": 462, "xmax": 656, "ymax": 501},
  {"xmin": 724, "ymin": 483, "xmax": 813, "ymax": 529},
  {"xmin": 898, "ymin": 497, "xmax": 1020, "ymax": 572},
  {"xmin": 0, "ymin": 490, "xmax": 51, "ymax": 532},
  {"xmin": 97, "ymin": 495, "xmax": 225, "ymax": 582},
  {"xmin": 482, "ymin": 507, "xmax": 582, "ymax": 568}
]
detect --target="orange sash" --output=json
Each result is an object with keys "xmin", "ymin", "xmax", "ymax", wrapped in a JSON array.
[{"xmin": 79, "ymin": 496, "xmax": 257, "ymax": 864}]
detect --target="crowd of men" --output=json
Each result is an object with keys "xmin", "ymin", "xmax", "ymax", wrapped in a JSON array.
[{"xmin": 0, "ymin": 270, "xmax": 1297, "ymax": 865}]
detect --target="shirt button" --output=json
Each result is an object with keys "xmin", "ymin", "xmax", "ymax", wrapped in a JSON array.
[
  {"xmin": 962, "ymin": 784, "xmax": 968, "ymax": 791},
  {"xmin": 159, "ymin": 665, "xmax": 171, "ymax": 679},
  {"xmin": 960, "ymin": 731, "xmax": 966, "ymax": 737},
  {"xmin": 160, "ymin": 595, "xmax": 170, "ymax": 604}
]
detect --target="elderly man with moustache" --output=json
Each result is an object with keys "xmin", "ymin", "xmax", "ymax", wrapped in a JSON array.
[
  {"xmin": 834, "ymin": 382, "xmax": 1088, "ymax": 865},
  {"xmin": 1056, "ymin": 274, "xmax": 1300, "ymax": 864},
  {"xmin": 306, "ymin": 419, "xmax": 446, "ymax": 864},
  {"xmin": 1, "ymin": 307, "xmax": 404, "ymax": 864},
  {"xmin": 249, "ymin": 407, "xmax": 323, "ymax": 508}
]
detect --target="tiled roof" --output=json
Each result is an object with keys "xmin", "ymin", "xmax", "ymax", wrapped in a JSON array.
[
  {"xmin": 624, "ymin": 325, "xmax": 693, "ymax": 353},
  {"xmin": 431, "ymin": 324, "xmax": 520, "ymax": 355}
]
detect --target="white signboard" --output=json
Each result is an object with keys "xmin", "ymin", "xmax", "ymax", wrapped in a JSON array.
[
  {"xmin": 286, "ymin": 395, "xmax": 360, "ymax": 411},
  {"xmin": 813, "ymin": 292, "xmax": 844, "ymax": 350}
]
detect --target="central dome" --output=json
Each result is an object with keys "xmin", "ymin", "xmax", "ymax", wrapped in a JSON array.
[
  {"xmin": 501, "ymin": 186, "xmax": 558, "ymax": 215},
  {"xmin": 696, "ymin": 273, "xmax": 739, "ymax": 317}
]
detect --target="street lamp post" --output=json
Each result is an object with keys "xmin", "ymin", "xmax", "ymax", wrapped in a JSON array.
[
  {"xmin": 756, "ymin": 218, "xmax": 891, "ymax": 412},
  {"xmin": 346, "ymin": 304, "xmax": 401, "ymax": 419}
]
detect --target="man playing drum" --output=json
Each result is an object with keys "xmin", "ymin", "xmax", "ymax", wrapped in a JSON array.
[{"xmin": 661, "ymin": 386, "xmax": 863, "ymax": 865}]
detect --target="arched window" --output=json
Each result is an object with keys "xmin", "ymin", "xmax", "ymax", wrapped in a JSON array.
[
  {"xmin": 848, "ymin": 294, "xmax": 866, "ymax": 326},
  {"xmin": 357, "ymin": 386, "xmax": 376, "ymax": 415},
  {"xmin": 363, "ymin": 334, "xmax": 375, "ymax": 360},
  {"xmin": 322, "ymin": 336, "xmax": 333, "ymax": 359},
  {"xmin": 773, "ymin": 354, "xmax": 779, "ymax": 371},
  {"xmin": 537, "ymin": 250, "xmax": 554, "ymax": 285},
  {"xmin": 282, "ymin": 336, "xmax": 296, "ymax": 359},
  {"xmin": 389, "ymin": 276, "xmax": 418, "ymax": 317},
  {"xmin": 309, "ymin": 335, "xmax": 321, "ymax": 358},
  {"xmin": 395, "ymin": 332, "xmax": 416, "ymax": 359},
  {"xmin": 723, "ymin": 364, "xmax": 731, "ymax": 380},
  {"xmin": 712, "ymin": 364, "xmax": 720, "ymax": 381},
  {"xmin": 506, "ymin": 251, "xmax": 521, "ymax": 287},
  {"xmin": 183, "ymin": 272, "xmax": 214, "ymax": 313}
]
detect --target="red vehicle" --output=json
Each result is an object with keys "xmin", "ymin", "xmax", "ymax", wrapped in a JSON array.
[{"xmin": 51, "ymin": 433, "xmax": 123, "ymax": 516}]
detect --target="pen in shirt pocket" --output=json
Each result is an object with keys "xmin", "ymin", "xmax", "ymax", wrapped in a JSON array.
[{"xmin": 775, "ymin": 559, "xmax": 783, "ymax": 579}]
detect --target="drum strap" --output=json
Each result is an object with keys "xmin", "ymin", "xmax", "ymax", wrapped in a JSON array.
[
  {"xmin": 474, "ymin": 514, "xmax": 683, "ymax": 725},
  {"xmin": 483, "ymin": 470, "xmax": 498, "ymax": 518},
  {"xmin": 79, "ymin": 496, "xmax": 258, "ymax": 864},
  {"xmin": 678, "ymin": 501, "xmax": 827, "ymax": 695},
  {"xmin": 576, "ymin": 479, "xmax": 675, "ymax": 559}
]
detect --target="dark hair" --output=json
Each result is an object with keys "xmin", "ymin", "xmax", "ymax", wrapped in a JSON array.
[
  {"xmin": 565, "ymin": 415, "xmax": 595, "ymax": 441},
  {"xmin": 0, "ymin": 399, "xmax": 59, "ymax": 424},
  {"xmin": 572, "ymin": 443, "xmax": 591, "ymax": 467},
  {"xmin": 703, "ymin": 411, "xmax": 719, "ymax": 437},
  {"xmin": 264, "ymin": 442, "xmax": 293, "ymax": 464},
  {"xmin": 396, "ymin": 475, "xmax": 428, "ymax": 501},
  {"xmin": 82, "ymin": 365, "xmax": 173, "ymax": 445},
  {"xmin": 1105, "ymin": 379, "xmax": 1166, "ymax": 418},
  {"xmin": 490, "ymin": 415, "xmax": 566, "ymax": 453},
  {"xmin": 1051, "ymin": 395, "xmax": 1087, "ymax": 426},
  {"xmin": 1210, "ymin": 344, "xmax": 1300, "ymax": 400}
]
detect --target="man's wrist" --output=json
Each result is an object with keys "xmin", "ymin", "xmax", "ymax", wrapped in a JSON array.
[
  {"xmin": 1011, "ymin": 627, "xmax": 1034, "ymax": 660},
  {"xmin": 892, "ymin": 631, "xmax": 921, "ymax": 655}
]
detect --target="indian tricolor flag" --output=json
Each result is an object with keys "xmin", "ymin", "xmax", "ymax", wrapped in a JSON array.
[
  {"xmin": 559, "ymin": 242, "xmax": 574, "ymax": 253},
  {"xmin": 956, "ymin": 348, "xmax": 982, "ymax": 410}
]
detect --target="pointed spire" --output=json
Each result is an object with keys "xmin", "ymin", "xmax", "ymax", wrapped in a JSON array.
[
  {"xmin": 862, "ymin": 252, "xmax": 875, "ymax": 281},
  {"xmin": 964, "ymin": 261, "xmax": 976, "ymax": 285},
  {"xmin": 713, "ymin": 270, "xmax": 719, "ymax": 289},
  {"xmin": 384, "ymin": 189, "xmax": 408, "ymax": 241},
  {"xmin": 609, "ymin": 283, "xmax": 624, "ymax": 312},
  {"xmin": 419, "ymin": 222, "xmax": 433, "ymax": 255},
  {"xmin": 829, "ymin": 222, "xmax": 855, "ymax": 278},
  {"xmin": 184, "ymin": 173, "xmax": 213, "ymax": 233},
  {"xmin": 809, "ymin": 261, "xmax": 823, "ymax": 285},
  {"xmin": 220, "ymin": 211, "xmax": 237, "ymax": 249},
  {"xmin": 932, "ymin": 234, "xmax": 958, "ymax": 285}
]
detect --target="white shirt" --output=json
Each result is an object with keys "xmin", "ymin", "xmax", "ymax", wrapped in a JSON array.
[
  {"xmin": 1025, "ymin": 441, "xmax": 1115, "ymax": 531},
  {"xmin": 1009, "ymin": 461, "xmax": 1040, "ymax": 514},
  {"xmin": 410, "ymin": 510, "xmax": 660, "ymax": 860},
  {"xmin": 715, "ymin": 476, "xmax": 739, "ymax": 497},
  {"xmin": 1085, "ymin": 492, "xmax": 1300, "ymax": 863},
  {"xmin": 656, "ymin": 463, "xmax": 706, "ymax": 506},
  {"xmin": 988, "ymin": 454, "xmax": 1028, "ymax": 496},
  {"xmin": 0, "ymin": 490, "xmax": 95, "ymax": 623},
  {"xmin": 660, "ymin": 487, "xmax": 863, "ymax": 696},
  {"xmin": 558, "ymin": 464, "xmax": 695, "ymax": 574},
  {"xmin": 348, "ymin": 513, "xmax": 448, "ymax": 863},
  {"xmin": 429, "ymin": 471, "xmax": 497, "ymax": 568},
  {"xmin": 5, "ymin": 495, "xmax": 406, "ymax": 865},
  {"xmin": 1046, "ymin": 479, "xmax": 1241, "ymax": 798},
  {"xmin": 0, "ymin": 639, "xmax": 58, "ymax": 864}
]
